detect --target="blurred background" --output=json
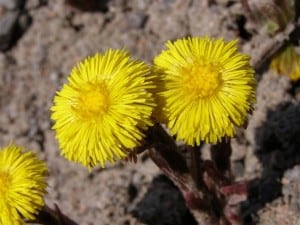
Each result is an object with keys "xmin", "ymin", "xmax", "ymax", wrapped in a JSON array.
[{"xmin": 0, "ymin": 0, "xmax": 300, "ymax": 224}]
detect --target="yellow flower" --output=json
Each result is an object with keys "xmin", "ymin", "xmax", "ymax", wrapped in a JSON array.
[
  {"xmin": 154, "ymin": 37, "xmax": 256, "ymax": 145},
  {"xmin": 51, "ymin": 49, "xmax": 155, "ymax": 168},
  {"xmin": 270, "ymin": 44, "xmax": 300, "ymax": 81},
  {"xmin": 0, "ymin": 144, "xmax": 48, "ymax": 225}
]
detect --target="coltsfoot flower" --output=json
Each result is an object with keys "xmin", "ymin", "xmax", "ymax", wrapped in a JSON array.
[
  {"xmin": 270, "ymin": 44, "xmax": 300, "ymax": 81},
  {"xmin": 51, "ymin": 49, "xmax": 155, "ymax": 168},
  {"xmin": 0, "ymin": 144, "xmax": 48, "ymax": 225},
  {"xmin": 154, "ymin": 37, "xmax": 256, "ymax": 145}
]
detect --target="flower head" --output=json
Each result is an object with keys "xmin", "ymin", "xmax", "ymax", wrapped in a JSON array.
[
  {"xmin": 0, "ymin": 144, "xmax": 48, "ymax": 225},
  {"xmin": 154, "ymin": 37, "xmax": 256, "ymax": 145},
  {"xmin": 51, "ymin": 49, "xmax": 155, "ymax": 168},
  {"xmin": 270, "ymin": 43, "xmax": 300, "ymax": 81}
]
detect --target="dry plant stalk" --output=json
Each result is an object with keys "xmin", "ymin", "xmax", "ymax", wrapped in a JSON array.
[{"xmin": 147, "ymin": 124, "xmax": 247, "ymax": 225}]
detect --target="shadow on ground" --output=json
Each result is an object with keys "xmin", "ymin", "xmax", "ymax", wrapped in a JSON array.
[
  {"xmin": 243, "ymin": 100, "xmax": 300, "ymax": 224},
  {"xmin": 132, "ymin": 174, "xmax": 197, "ymax": 225}
]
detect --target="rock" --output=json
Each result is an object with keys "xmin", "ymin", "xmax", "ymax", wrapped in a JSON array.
[
  {"xmin": 125, "ymin": 11, "xmax": 147, "ymax": 29},
  {"xmin": 0, "ymin": 11, "xmax": 19, "ymax": 51},
  {"xmin": 17, "ymin": 11, "xmax": 31, "ymax": 33},
  {"xmin": 25, "ymin": 0, "xmax": 44, "ymax": 9},
  {"xmin": 0, "ymin": 10, "xmax": 31, "ymax": 51},
  {"xmin": 0, "ymin": 0, "xmax": 23, "ymax": 10}
]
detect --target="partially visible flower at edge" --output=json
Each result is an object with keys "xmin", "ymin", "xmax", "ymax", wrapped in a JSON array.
[
  {"xmin": 270, "ymin": 43, "xmax": 300, "ymax": 81},
  {"xmin": 154, "ymin": 36, "xmax": 256, "ymax": 146},
  {"xmin": 51, "ymin": 49, "xmax": 155, "ymax": 168},
  {"xmin": 0, "ymin": 144, "xmax": 48, "ymax": 225}
]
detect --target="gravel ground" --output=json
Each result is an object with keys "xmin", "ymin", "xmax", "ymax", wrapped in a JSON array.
[{"xmin": 0, "ymin": 0, "xmax": 300, "ymax": 224}]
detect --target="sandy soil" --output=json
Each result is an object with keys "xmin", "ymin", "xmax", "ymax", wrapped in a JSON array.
[{"xmin": 0, "ymin": 0, "xmax": 300, "ymax": 224}]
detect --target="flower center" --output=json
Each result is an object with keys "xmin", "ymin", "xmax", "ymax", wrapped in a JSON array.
[
  {"xmin": 74, "ymin": 82, "xmax": 110, "ymax": 120},
  {"xmin": 184, "ymin": 62, "xmax": 222, "ymax": 99},
  {"xmin": 0, "ymin": 170, "xmax": 11, "ymax": 196}
]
